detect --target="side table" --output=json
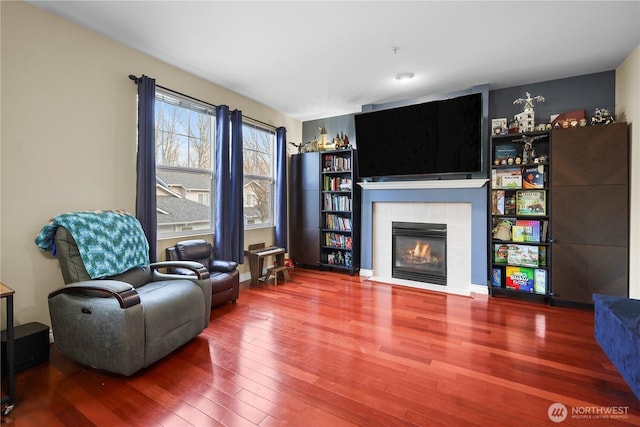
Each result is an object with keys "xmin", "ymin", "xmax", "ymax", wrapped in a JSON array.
[{"xmin": 0, "ymin": 283, "xmax": 15, "ymax": 416}]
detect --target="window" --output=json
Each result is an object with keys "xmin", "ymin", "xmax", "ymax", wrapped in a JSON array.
[
  {"xmin": 243, "ymin": 122, "xmax": 275, "ymax": 227},
  {"xmin": 155, "ymin": 90, "xmax": 215, "ymax": 237}
]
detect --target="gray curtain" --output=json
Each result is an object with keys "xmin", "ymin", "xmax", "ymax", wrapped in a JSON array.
[
  {"xmin": 133, "ymin": 75, "xmax": 157, "ymax": 262},
  {"xmin": 275, "ymin": 127, "xmax": 288, "ymax": 250}
]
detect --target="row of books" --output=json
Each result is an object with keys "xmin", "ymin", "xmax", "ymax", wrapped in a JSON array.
[
  {"xmin": 323, "ymin": 232, "xmax": 353, "ymax": 249},
  {"xmin": 492, "ymin": 266, "xmax": 547, "ymax": 294},
  {"xmin": 494, "ymin": 243, "xmax": 547, "ymax": 267},
  {"xmin": 324, "ymin": 213, "xmax": 352, "ymax": 231},
  {"xmin": 493, "ymin": 218, "xmax": 549, "ymax": 242},
  {"xmin": 323, "ymin": 193, "xmax": 352, "ymax": 212},
  {"xmin": 323, "ymin": 154, "xmax": 352, "ymax": 172},
  {"xmin": 492, "ymin": 189, "xmax": 547, "ymax": 216},
  {"xmin": 323, "ymin": 176, "xmax": 352, "ymax": 192},
  {"xmin": 492, "ymin": 165, "xmax": 546, "ymax": 189}
]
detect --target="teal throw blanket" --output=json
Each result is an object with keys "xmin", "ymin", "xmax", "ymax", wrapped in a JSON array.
[{"xmin": 35, "ymin": 210, "xmax": 150, "ymax": 279}]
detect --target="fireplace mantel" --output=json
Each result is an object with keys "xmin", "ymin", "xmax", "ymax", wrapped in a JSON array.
[
  {"xmin": 358, "ymin": 179, "xmax": 488, "ymax": 191},
  {"xmin": 359, "ymin": 180, "xmax": 488, "ymax": 295}
]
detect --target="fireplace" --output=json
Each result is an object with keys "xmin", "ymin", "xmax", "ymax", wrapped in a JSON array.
[{"xmin": 392, "ymin": 222, "xmax": 447, "ymax": 285}]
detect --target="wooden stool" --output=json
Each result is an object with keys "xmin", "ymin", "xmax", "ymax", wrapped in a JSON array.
[{"xmin": 265, "ymin": 266, "xmax": 291, "ymax": 285}]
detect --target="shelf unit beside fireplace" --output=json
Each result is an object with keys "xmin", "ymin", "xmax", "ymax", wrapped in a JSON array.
[
  {"xmin": 489, "ymin": 131, "xmax": 551, "ymax": 299},
  {"xmin": 320, "ymin": 149, "xmax": 360, "ymax": 275}
]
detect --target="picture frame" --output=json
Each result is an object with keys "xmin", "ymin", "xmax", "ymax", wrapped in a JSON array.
[{"xmin": 492, "ymin": 118, "xmax": 508, "ymax": 135}]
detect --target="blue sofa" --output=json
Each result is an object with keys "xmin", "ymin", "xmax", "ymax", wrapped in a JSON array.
[{"xmin": 593, "ymin": 294, "xmax": 640, "ymax": 399}]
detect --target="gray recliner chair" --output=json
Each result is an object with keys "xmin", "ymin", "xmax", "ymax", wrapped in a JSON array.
[{"xmin": 42, "ymin": 216, "xmax": 212, "ymax": 376}]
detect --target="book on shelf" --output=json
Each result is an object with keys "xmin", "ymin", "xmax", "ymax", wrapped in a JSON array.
[
  {"xmin": 492, "ymin": 190, "xmax": 505, "ymax": 215},
  {"xmin": 511, "ymin": 225, "xmax": 525, "ymax": 242},
  {"xmin": 506, "ymin": 266, "xmax": 535, "ymax": 292},
  {"xmin": 491, "ymin": 268, "xmax": 502, "ymax": 287},
  {"xmin": 495, "ymin": 168, "xmax": 522, "ymax": 189},
  {"xmin": 515, "ymin": 219, "xmax": 541, "ymax": 242},
  {"xmin": 504, "ymin": 193, "xmax": 517, "ymax": 215},
  {"xmin": 494, "ymin": 145, "xmax": 519, "ymax": 164},
  {"xmin": 522, "ymin": 165, "xmax": 545, "ymax": 189},
  {"xmin": 534, "ymin": 268, "xmax": 546, "ymax": 294},
  {"xmin": 516, "ymin": 190, "xmax": 546, "ymax": 215},
  {"xmin": 538, "ymin": 246, "xmax": 547, "ymax": 267},
  {"xmin": 507, "ymin": 244, "xmax": 539, "ymax": 267},
  {"xmin": 541, "ymin": 220, "xmax": 549, "ymax": 241},
  {"xmin": 494, "ymin": 244, "xmax": 509, "ymax": 263}
]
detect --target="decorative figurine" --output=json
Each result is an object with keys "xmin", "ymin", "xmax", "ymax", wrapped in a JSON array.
[
  {"xmin": 514, "ymin": 92, "xmax": 546, "ymax": 111},
  {"xmin": 513, "ymin": 92, "xmax": 545, "ymax": 133},
  {"xmin": 513, "ymin": 134, "xmax": 546, "ymax": 164},
  {"xmin": 591, "ymin": 108, "xmax": 615, "ymax": 125},
  {"xmin": 289, "ymin": 141, "xmax": 306, "ymax": 153},
  {"xmin": 319, "ymin": 126, "xmax": 328, "ymax": 149}
]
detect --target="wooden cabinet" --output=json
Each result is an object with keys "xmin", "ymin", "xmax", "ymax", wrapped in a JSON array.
[
  {"xmin": 488, "ymin": 131, "xmax": 551, "ymax": 298},
  {"xmin": 550, "ymin": 123, "xmax": 629, "ymax": 304},
  {"xmin": 289, "ymin": 151, "xmax": 320, "ymax": 268},
  {"xmin": 289, "ymin": 149, "xmax": 360, "ymax": 274}
]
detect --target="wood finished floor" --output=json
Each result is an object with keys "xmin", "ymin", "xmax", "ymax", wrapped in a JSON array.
[{"xmin": 2, "ymin": 268, "xmax": 638, "ymax": 426}]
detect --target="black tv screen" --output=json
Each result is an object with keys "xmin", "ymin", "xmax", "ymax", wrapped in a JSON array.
[{"xmin": 354, "ymin": 93, "xmax": 482, "ymax": 179}]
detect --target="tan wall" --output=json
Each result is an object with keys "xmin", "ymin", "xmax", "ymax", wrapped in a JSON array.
[
  {"xmin": 616, "ymin": 43, "xmax": 640, "ymax": 298},
  {"xmin": 0, "ymin": 1, "xmax": 301, "ymax": 328}
]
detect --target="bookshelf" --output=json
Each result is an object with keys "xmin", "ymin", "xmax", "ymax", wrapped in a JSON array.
[
  {"xmin": 289, "ymin": 149, "xmax": 360, "ymax": 275},
  {"xmin": 489, "ymin": 131, "xmax": 551, "ymax": 298},
  {"xmin": 320, "ymin": 149, "xmax": 360, "ymax": 274}
]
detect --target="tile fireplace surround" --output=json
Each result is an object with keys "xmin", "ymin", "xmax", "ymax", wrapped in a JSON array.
[{"xmin": 359, "ymin": 179, "xmax": 489, "ymax": 296}]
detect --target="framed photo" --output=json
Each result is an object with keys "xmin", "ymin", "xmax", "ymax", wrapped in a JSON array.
[{"xmin": 492, "ymin": 118, "xmax": 508, "ymax": 135}]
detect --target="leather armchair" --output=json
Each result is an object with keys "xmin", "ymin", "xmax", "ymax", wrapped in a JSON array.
[
  {"xmin": 166, "ymin": 240, "xmax": 240, "ymax": 307},
  {"xmin": 45, "ymin": 226, "xmax": 212, "ymax": 376}
]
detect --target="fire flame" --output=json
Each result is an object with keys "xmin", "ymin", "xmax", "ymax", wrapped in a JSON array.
[{"xmin": 411, "ymin": 241, "xmax": 431, "ymax": 259}]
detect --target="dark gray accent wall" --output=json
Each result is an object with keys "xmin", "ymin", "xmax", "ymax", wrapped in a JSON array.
[
  {"xmin": 301, "ymin": 115, "xmax": 356, "ymax": 149},
  {"xmin": 489, "ymin": 71, "xmax": 615, "ymax": 127},
  {"xmin": 302, "ymin": 71, "xmax": 616, "ymax": 154}
]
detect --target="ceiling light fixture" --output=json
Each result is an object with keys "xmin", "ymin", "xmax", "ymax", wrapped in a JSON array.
[{"xmin": 395, "ymin": 72, "xmax": 415, "ymax": 81}]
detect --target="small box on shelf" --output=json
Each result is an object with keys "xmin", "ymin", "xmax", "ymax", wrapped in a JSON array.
[
  {"xmin": 506, "ymin": 266, "xmax": 535, "ymax": 292},
  {"xmin": 516, "ymin": 190, "xmax": 546, "ymax": 215}
]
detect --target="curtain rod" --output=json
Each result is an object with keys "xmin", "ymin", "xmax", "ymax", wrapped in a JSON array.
[{"xmin": 129, "ymin": 74, "xmax": 277, "ymax": 131}]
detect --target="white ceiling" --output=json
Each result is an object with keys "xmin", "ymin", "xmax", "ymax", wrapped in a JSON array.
[{"xmin": 29, "ymin": 1, "xmax": 640, "ymax": 122}]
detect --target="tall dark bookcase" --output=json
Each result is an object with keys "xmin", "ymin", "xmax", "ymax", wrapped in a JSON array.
[
  {"xmin": 289, "ymin": 149, "xmax": 360, "ymax": 275},
  {"xmin": 488, "ymin": 123, "xmax": 630, "ymax": 305},
  {"xmin": 488, "ymin": 131, "xmax": 551, "ymax": 299}
]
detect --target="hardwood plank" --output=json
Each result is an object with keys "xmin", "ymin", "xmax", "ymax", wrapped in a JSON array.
[{"xmin": 4, "ymin": 268, "xmax": 638, "ymax": 426}]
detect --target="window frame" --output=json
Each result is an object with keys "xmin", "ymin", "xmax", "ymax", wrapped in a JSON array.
[
  {"xmin": 242, "ymin": 120, "xmax": 276, "ymax": 230},
  {"xmin": 155, "ymin": 89, "xmax": 216, "ymax": 239}
]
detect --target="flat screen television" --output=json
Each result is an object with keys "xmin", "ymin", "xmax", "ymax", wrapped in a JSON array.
[{"xmin": 354, "ymin": 92, "xmax": 483, "ymax": 180}]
